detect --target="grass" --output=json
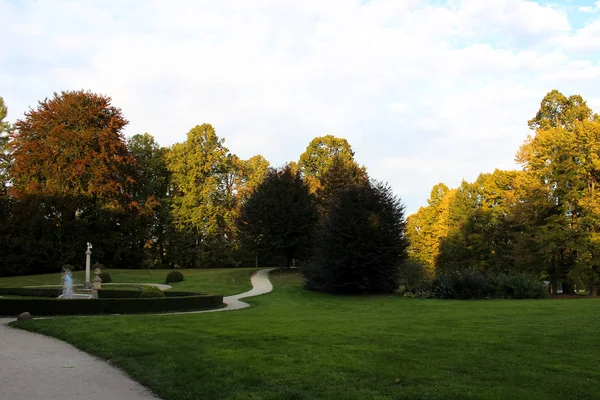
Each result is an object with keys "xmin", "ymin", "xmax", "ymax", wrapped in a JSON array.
[
  {"xmin": 11, "ymin": 269, "xmax": 600, "ymax": 400},
  {"xmin": 0, "ymin": 268, "xmax": 259, "ymax": 296}
]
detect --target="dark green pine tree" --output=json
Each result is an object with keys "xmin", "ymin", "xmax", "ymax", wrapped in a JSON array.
[
  {"xmin": 303, "ymin": 180, "xmax": 408, "ymax": 294},
  {"xmin": 239, "ymin": 164, "xmax": 318, "ymax": 268}
]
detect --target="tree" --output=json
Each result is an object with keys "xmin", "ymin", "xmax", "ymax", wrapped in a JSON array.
[
  {"xmin": 517, "ymin": 91, "xmax": 600, "ymax": 294},
  {"xmin": 405, "ymin": 183, "xmax": 455, "ymax": 276},
  {"xmin": 527, "ymin": 89, "xmax": 596, "ymax": 132},
  {"xmin": 10, "ymin": 90, "xmax": 136, "ymax": 207},
  {"xmin": 235, "ymin": 155, "xmax": 270, "ymax": 203},
  {"xmin": 1, "ymin": 91, "xmax": 143, "ymax": 274},
  {"xmin": 303, "ymin": 180, "xmax": 408, "ymax": 294},
  {"xmin": 166, "ymin": 124, "xmax": 238, "ymax": 268},
  {"xmin": 315, "ymin": 154, "xmax": 369, "ymax": 216},
  {"xmin": 0, "ymin": 96, "xmax": 12, "ymax": 194},
  {"xmin": 239, "ymin": 164, "xmax": 317, "ymax": 269},
  {"xmin": 298, "ymin": 135, "xmax": 361, "ymax": 193},
  {"xmin": 126, "ymin": 133, "xmax": 170, "ymax": 265}
]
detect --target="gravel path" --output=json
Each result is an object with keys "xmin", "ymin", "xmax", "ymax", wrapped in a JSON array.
[
  {"xmin": 0, "ymin": 268, "xmax": 277, "ymax": 399},
  {"xmin": 0, "ymin": 320, "xmax": 160, "ymax": 400}
]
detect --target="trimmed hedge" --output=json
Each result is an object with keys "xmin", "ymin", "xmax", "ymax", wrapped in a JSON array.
[
  {"xmin": 139, "ymin": 286, "xmax": 165, "ymax": 298},
  {"xmin": 0, "ymin": 289, "xmax": 223, "ymax": 316},
  {"xmin": 0, "ymin": 288, "xmax": 61, "ymax": 298},
  {"xmin": 97, "ymin": 289, "xmax": 201, "ymax": 299},
  {"xmin": 98, "ymin": 271, "xmax": 112, "ymax": 283}
]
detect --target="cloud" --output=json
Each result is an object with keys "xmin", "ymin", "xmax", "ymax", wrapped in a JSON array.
[{"xmin": 1, "ymin": 0, "xmax": 600, "ymax": 214}]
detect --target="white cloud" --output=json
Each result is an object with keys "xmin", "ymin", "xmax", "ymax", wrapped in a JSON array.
[{"xmin": 2, "ymin": 0, "xmax": 600, "ymax": 214}]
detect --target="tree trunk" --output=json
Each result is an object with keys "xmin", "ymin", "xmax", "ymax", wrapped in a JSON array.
[
  {"xmin": 550, "ymin": 255, "xmax": 558, "ymax": 295},
  {"xmin": 561, "ymin": 280, "xmax": 574, "ymax": 295}
]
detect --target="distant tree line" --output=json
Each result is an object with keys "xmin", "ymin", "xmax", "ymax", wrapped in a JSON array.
[
  {"xmin": 0, "ymin": 90, "xmax": 407, "ymax": 292},
  {"xmin": 406, "ymin": 90, "xmax": 600, "ymax": 296}
]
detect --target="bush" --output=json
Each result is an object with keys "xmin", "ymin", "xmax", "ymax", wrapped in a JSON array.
[
  {"xmin": 436, "ymin": 270, "xmax": 499, "ymax": 300},
  {"xmin": 98, "ymin": 271, "xmax": 112, "ymax": 283},
  {"xmin": 431, "ymin": 270, "xmax": 547, "ymax": 300},
  {"xmin": 139, "ymin": 286, "xmax": 165, "ymax": 298},
  {"xmin": 303, "ymin": 181, "xmax": 408, "ymax": 294},
  {"xmin": 165, "ymin": 270, "xmax": 184, "ymax": 283},
  {"xmin": 498, "ymin": 272, "xmax": 548, "ymax": 299},
  {"xmin": 398, "ymin": 260, "xmax": 430, "ymax": 290}
]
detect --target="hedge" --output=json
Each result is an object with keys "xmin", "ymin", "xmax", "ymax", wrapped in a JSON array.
[
  {"xmin": 0, "ymin": 288, "xmax": 61, "ymax": 298},
  {"xmin": 0, "ymin": 291, "xmax": 223, "ymax": 316}
]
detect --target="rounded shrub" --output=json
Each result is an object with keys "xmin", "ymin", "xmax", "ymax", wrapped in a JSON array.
[
  {"xmin": 165, "ymin": 270, "xmax": 184, "ymax": 284},
  {"xmin": 139, "ymin": 286, "xmax": 165, "ymax": 298},
  {"xmin": 98, "ymin": 271, "xmax": 112, "ymax": 283}
]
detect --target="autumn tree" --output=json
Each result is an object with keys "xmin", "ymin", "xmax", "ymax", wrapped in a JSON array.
[
  {"xmin": 239, "ymin": 164, "xmax": 317, "ymax": 268},
  {"xmin": 2, "ymin": 91, "xmax": 141, "ymax": 274},
  {"xmin": 10, "ymin": 91, "xmax": 137, "ymax": 207},
  {"xmin": 518, "ymin": 101, "xmax": 600, "ymax": 294},
  {"xmin": 405, "ymin": 183, "xmax": 455, "ymax": 276},
  {"xmin": 303, "ymin": 180, "xmax": 408, "ymax": 294},
  {"xmin": 235, "ymin": 155, "xmax": 270, "ymax": 203},
  {"xmin": 436, "ymin": 170, "xmax": 522, "ymax": 275},
  {"xmin": 527, "ymin": 89, "xmax": 597, "ymax": 131}
]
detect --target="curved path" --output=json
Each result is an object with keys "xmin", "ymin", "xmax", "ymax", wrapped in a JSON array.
[{"xmin": 0, "ymin": 268, "xmax": 277, "ymax": 400}]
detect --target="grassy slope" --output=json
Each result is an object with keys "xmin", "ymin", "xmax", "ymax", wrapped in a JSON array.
[
  {"xmin": 13, "ymin": 270, "xmax": 600, "ymax": 400},
  {"xmin": 0, "ymin": 268, "xmax": 258, "ymax": 296}
]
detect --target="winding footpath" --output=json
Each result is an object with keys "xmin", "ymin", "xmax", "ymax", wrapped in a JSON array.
[{"xmin": 0, "ymin": 268, "xmax": 276, "ymax": 400}]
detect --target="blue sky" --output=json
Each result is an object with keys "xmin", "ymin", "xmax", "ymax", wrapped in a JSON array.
[{"xmin": 1, "ymin": 0, "xmax": 600, "ymax": 214}]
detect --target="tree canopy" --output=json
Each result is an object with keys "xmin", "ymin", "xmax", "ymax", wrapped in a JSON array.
[{"xmin": 10, "ymin": 90, "xmax": 136, "ymax": 208}]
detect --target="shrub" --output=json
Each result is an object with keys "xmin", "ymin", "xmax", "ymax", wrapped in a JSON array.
[
  {"xmin": 139, "ymin": 286, "xmax": 165, "ymax": 298},
  {"xmin": 498, "ymin": 272, "xmax": 548, "ymax": 299},
  {"xmin": 398, "ymin": 260, "xmax": 429, "ymax": 290},
  {"xmin": 165, "ymin": 270, "xmax": 184, "ymax": 283},
  {"xmin": 431, "ymin": 270, "xmax": 547, "ymax": 300},
  {"xmin": 436, "ymin": 270, "xmax": 499, "ymax": 300},
  {"xmin": 98, "ymin": 271, "xmax": 112, "ymax": 283}
]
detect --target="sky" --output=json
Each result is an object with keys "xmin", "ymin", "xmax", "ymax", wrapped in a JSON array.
[{"xmin": 1, "ymin": 0, "xmax": 600, "ymax": 214}]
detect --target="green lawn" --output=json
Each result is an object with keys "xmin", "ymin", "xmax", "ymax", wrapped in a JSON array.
[
  {"xmin": 0, "ymin": 268, "xmax": 258, "ymax": 296},
  {"xmin": 12, "ymin": 270, "xmax": 600, "ymax": 400}
]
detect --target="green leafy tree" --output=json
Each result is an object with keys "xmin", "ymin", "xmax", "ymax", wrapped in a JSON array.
[
  {"xmin": 166, "ymin": 124, "xmax": 238, "ymax": 268},
  {"xmin": 239, "ymin": 164, "xmax": 317, "ymax": 268},
  {"xmin": 303, "ymin": 180, "xmax": 408, "ymax": 294},
  {"xmin": 0, "ymin": 97, "xmax": 12, "ymax": 194},
  {"xmin": 298, "ymin": 135, "xmax": 362, "ymax": 193},
  {"xmin": 126, "ymin": 133, "xmax": 171, "ymax": 265}
]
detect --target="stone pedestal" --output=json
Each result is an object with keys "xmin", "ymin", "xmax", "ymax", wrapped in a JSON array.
[{"xmin": 93, "ymin": 275, "xmax": 102, "ymax": 290}]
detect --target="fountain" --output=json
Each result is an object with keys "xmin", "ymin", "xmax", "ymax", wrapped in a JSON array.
[
  {"xmin": 57, "ymin": 265, "xmax": 93, "ymax": 299},
  {"xmin": 60, "ymin": 266, "xmax": 74, "ymax": 299}
]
